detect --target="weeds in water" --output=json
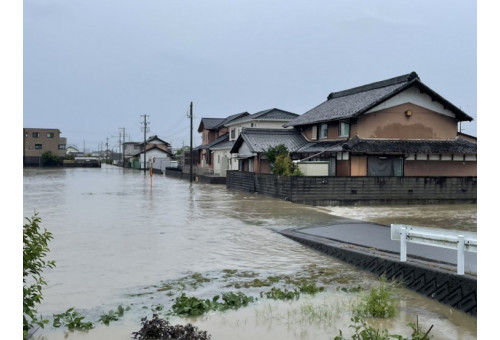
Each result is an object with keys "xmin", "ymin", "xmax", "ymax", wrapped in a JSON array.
[
  {"xmin": 99, "ymin": 305, "xmax": 128, "ymax": 325},
  {"xmin": 52, "ymin": 308, "xmax": 94, "ymax": 331},
  {"xmin": 132, "ymin": 314, "xmax": 211, "ymax": 340},
  {"xmin": 334, "ymin": 316, "xmax": 434, "ymax": 340},
  {"xmin": 171, "ymin": 292, "xmax": 255, "ymax": 317},
  {"xmin": 261, "ymin": 287, "xmax": 300, "ymax": 300},
  {"xmin": 353, "ymin": 277, "xmax": 397, "ymax": 318}
]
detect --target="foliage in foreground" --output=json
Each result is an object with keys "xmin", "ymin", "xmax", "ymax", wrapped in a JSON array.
[
  {"xmin": 23, "ymin": 213, "xmax": 56, "ymax": 339},
  {"xmin": 132, "ymin": 314, "xmax": 211, "ymax": 340}
]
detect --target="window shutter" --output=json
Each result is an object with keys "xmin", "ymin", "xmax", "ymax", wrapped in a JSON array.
[{"xmin": 311, "ymin": 125, "xmax": 317, "ymax": 140}]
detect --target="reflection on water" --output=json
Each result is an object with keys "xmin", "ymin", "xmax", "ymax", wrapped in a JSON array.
[{"xmin": 23, "ymin": 165, "xmax": 477, "ymax": 339}]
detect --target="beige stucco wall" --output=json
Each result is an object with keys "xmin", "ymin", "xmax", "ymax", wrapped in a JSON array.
[
  {"xmin": 357, "ymin": 103, "xmax": 457, "ymax": 139},
  {"xmin": 404, "ymin": 160, "xmax": 477, "ymax": 176}
]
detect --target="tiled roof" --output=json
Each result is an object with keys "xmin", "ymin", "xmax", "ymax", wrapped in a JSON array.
[
  {"xmin": 343, "ymin": 136, "xmax": 477, "ymax": 154},
  {"xmin": 230, "ymin": 128, "xmax": 308, "ymax": 154},
  {"xmin": 226, "ymin": 108, "xmax": 299, "ymax": 126},
  {"xmin": 296, "ymin": 140, "xmax": 346, "ymax": 153},
  {"xmin": 210, "ymin": 140, "xmax": 235, "ymax": 151},
  {"xmin": 198, "ymin": 134, "xmax": 229, "ymax": 150},
  {"xmin": 284, "ymin": 72, "xmax": 472, "ymax": 127},
  {"xmin": 198, "ymin": 112, "xmax": 249, "ymax": 132}
]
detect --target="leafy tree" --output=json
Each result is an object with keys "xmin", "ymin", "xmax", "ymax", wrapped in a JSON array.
[
  {"xmin": 23, "ymin": 213, "xmax": 55, "ymax": 339},
  {"xmin": 262, "ymin": 144, "xmax": 289, "ymax": 168},
  {"xmin": 40, "ymin": 151, "xmax": 61, "ymax": 166}
]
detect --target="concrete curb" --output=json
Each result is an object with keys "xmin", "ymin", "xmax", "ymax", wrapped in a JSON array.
[{"xmin": 279, "ymin": 228, "xmax": 477, "ymax": 316}]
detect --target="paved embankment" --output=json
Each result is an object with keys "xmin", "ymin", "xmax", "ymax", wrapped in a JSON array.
[{"xmin": 278, "ymin": 219, "xmax": 476, "ymax": 316}]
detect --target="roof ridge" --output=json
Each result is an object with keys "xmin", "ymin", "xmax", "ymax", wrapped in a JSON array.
[{"xmin": 327, "ymin": 72, "xmax": 419, "ymax": 100}]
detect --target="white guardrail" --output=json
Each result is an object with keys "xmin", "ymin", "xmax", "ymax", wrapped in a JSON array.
[{"xmin": 390, "ymin": 224, "xmax": 477, "ymax": 275}]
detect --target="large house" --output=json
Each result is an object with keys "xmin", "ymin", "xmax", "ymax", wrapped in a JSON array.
[
  {"xmin": 23, "ymin": 128, "xmax": 67, "ymax": 166},
  {"xmin": 231, "ymin": 72, "xmax": 477, "ymax": 177}
]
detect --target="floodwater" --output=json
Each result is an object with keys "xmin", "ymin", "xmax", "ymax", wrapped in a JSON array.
[{"xmin": 23, "ymin": 165, "xmax": 477, "ymax": 339}]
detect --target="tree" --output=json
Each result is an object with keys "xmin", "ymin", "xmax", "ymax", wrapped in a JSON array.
[
  {"xmin": 263, "ymin": 144, "xmax": 303, "ymax": 176},
  {"xmin": 23, "ymin": 213, "xmax": 55, "ymax": 339},
  {"xmin": 262, "ymin": 144, "xmax": 289, "ymax": 173}
]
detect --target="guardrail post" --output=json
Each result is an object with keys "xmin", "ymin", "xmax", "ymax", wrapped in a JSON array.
[
  {"xmin": 400, "ymin": 227, "xmax": 407, "ymax": 262},
  {"xmin": 457, "ymin": 235, "xmax": 465, "ymax": 275}
]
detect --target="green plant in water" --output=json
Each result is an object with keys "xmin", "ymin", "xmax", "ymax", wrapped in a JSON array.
[
  {"xmin": 172, "ymin": 294, "xmax": 215, "ymax": 316},
  {"xmin": 334, "ymin": 316, "xmax": 434, "ymax": 340},
  {"xmin": 354, "ymin": 277, "xmax": 397, "ymax": 318},
  {"xmin": 99, "ymin": 305, "xmax": 128, "ymax": 326},
  {"xmin": 261, "ymin": 287, "xmax": 300, "ymax": 300},
  {"xmin": 172, "ymin": 292, "xmax": 254, "ymax": 316},
  {"xmin": 52, "ymin": 308, "xmax": 94, "ymax": 331},
  {"xmin": 23, "ymin": 213, "xmax": 56, "ymax": 339},
  {"xmin": 298, "ymin": 282, "xmax": 325, "ymax": 294}
]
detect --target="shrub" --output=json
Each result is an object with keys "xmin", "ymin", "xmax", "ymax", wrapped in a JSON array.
[{"xmin": 132, "ymin": 314, "xmax": 211, "ymax": 340}]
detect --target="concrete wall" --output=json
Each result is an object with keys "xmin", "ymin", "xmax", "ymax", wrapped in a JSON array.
[{"xmin": 226, "ymin": 171, "xmax": 477, "ymax": 205}]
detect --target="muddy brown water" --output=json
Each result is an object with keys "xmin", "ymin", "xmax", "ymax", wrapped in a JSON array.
[{"xmin": 23, "ymin": 165, "xmax": 477, "ymax": 339}]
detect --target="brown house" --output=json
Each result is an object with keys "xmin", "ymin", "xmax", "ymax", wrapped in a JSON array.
[{"xmin": 232, "ymin": 72, "xmax": 476, "ymax": 177}]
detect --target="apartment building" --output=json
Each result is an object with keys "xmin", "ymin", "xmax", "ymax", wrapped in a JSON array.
[{"xmin": 23, "ymin": 128, "xmax": 67, "ymax": 166}]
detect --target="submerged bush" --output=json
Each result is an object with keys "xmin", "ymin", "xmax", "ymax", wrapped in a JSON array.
[{"xmin": 132, "ymin": 314, "xmax": 211, "ymax": 340}]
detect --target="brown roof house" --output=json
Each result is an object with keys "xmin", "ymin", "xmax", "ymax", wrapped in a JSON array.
[{"xmin": 231, "ymin": 72, "xmax": 476, "ymax": 177}]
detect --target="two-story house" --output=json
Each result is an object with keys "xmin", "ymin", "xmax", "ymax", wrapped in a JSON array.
[
  {"xmin": 220, "ymin": 108, "xmax": 299, "ymax": 174},
  {"xmin": 231, "ymin": 72, "xmax": 477, "ymax": 177},
  {"xmin": 195, "ymin": 112, "xmax": 250, "ymax": 174},
  {"xmin": 23, "ymin": 128, "xmax": 67, "ymax": 166}
]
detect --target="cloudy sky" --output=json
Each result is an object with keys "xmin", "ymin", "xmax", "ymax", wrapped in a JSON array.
[{"xmin": 21, "ymin": 0, "xmax": 477, "ymax": 151}]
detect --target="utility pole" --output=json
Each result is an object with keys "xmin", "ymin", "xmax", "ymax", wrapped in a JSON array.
[
  {"xmin": 106, "ymin": 137, "xmax": 109, "ymax": 163},
  {"xmin": 140, "ymin": 114, "xmax": 150, "ymax": 172},
  {"xmin": 120, "ymin": 127, "xmax": 126, "ymax": 167},
  {"xmin": 189, "ymin": 102, "xmax": 193, "ymax": 182}
]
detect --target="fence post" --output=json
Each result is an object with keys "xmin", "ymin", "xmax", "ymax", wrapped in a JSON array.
[
  {"xmin": 400, "ymin": 227, "xmax": 407, "ymax": 262},
  {"xmin": 457, "ymin": 235, "xmax": 465, "ymax": 275}
]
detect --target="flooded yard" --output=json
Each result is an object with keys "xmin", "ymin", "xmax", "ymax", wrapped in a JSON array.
[{"xmin": 23, "ymin": 165, "xmax": 477, "ymax": 339}]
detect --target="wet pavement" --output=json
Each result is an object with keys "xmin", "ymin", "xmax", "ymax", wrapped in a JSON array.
[{"xmin": 280, "ymin": 218, "xmax": 477, "ymax": 276}]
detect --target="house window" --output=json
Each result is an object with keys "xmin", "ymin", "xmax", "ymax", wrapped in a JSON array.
[
  {"xmin": 339, "ymin": 121, "xmax": 350, "ymax": 137},
  {"xmin": 319, "ymin": 123, "xmax": 328, "ymax": 139},
  {"xmin": 58, "ymin": 144, "xmax": 66, "ymax": 150},
  {"xmin": 47, "ymin": 132, "xmax": 55, "ymax": 138},
  {"xmin": 35, "ymin": 144, "xmax": 42, "ymax": 149},
  {"xmin": 231, "ymin": 128, "xmax": 235, "ymax": 139},
  {"xmin": 32, "ymin": 132, "xmax": 40, "ymax": 138}
]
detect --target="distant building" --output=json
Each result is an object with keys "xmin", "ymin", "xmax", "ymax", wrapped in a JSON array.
[{"xmin": 23, "ymin": 128, "xmax": 67, "ymax": 166}]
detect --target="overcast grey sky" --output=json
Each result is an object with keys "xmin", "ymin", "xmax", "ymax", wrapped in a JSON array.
[{"xmin": 22, "ymin": 0, "xmax": 477, "ymax": 151}]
